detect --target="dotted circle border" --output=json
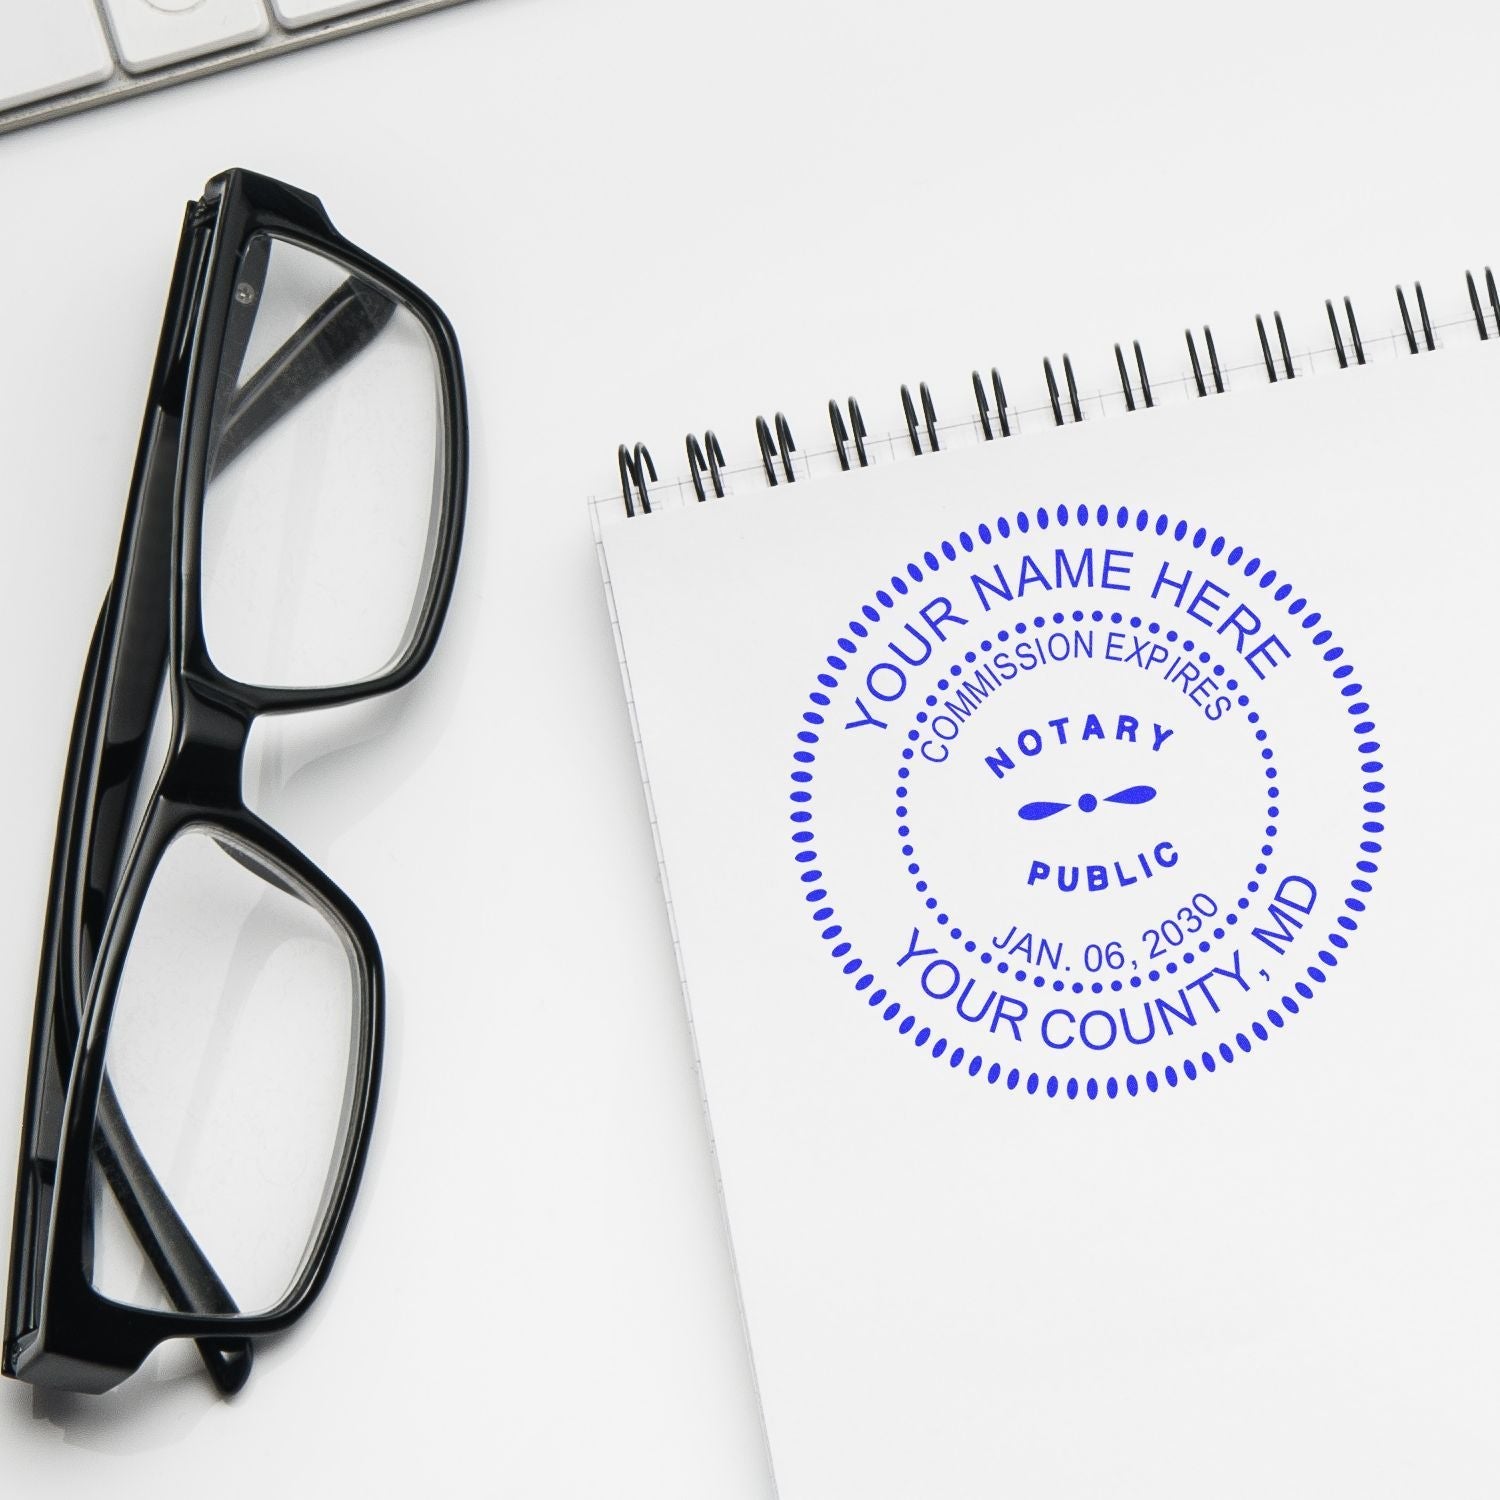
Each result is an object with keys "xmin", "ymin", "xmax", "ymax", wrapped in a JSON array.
[
  {"xmin": 788, "ymin": 504, "xmax": 1385, "ymax": 1102},
  {"xmin": 897, "ymin": 605, "xmax": 1277, "ymax": 993}
]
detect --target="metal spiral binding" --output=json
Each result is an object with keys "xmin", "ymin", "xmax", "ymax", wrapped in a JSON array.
[
  {"xmin": 614, "ymin": 266, "xmax": 1496, "ymax": 515},
  {"xmin": 755, "ymin": 413, "xmax": 796, "ymax": 485},
  {"xmin": 972, "ymin": 368, "xmax": 1010, "ymax": 439},
  {"xmin": 1465, "ymin": 273, "xmax": 1487, "ymax": 340},
  {"xmin": 901, "ymin": 383, "xmax": 940, "ymax": 454},
  {"xmin": 1042, "ymin": 355, "xmax": 1082, "ymax": 425},
  {"xmin": 1325, "ymin": 298, "xmax": 1365, "ymax": 368},
  {"xmin": 830, "ymin": 397, "xmax": 869, "ymax": 470},
  {"xmin": 1396, "ymin": 282, "xmax": 1434, "ymax": 353},
  {"xmin": 1114, "ymin": 340, "xmax": 1152, "ymax": 412},
  {"xmin": 617, "ymin": 442, "xmax": 655, "ymax": 517},
  {"xmin": 1255, "ymin": 312, "xmax": 1295, "ymax": 382},
  {"xmin": 1184, "ymin": 326, "xmax": 1224, "ymax": 397},
  {"xmin": 686, "ymin": 431, "xmax": 726, "ymax": 501}
]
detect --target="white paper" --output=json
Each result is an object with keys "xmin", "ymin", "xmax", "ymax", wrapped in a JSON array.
[{"xmin": 598, "ymin": 341, "xmax": 1500, "ymax": 1499}]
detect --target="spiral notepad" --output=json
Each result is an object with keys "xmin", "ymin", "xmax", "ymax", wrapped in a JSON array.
[{"xmin": 594, "ymin": 279, "xmax": 1500, "ymax": 1500}]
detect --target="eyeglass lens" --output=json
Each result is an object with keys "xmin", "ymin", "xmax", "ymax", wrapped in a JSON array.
[
  {"xmin": 86, "ymin": 827, "xmax": 361, "ymax": 1319},
  {"xmin": 201, "ymin": 233, "xmax": 447, "ymax": 692}
]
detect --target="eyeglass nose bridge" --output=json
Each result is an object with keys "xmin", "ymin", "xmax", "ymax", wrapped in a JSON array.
[{"xmin": 158, "ymin": 678, "xmax": 253, "ymax": 809}]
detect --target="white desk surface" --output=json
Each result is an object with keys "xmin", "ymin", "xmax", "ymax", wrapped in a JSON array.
[{"xmin": 2, "ymin": 1, "xmax": 1497, "ymax": 1494}]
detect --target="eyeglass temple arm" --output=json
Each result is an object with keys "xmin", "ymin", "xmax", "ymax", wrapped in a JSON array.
[
  {"xmin": 95, "ymin": 1088, "xmax": 251, "ymax": 1388},
  {"xmin": 207, "ymin": 272, "xmax": 397, "ymax": 481}
]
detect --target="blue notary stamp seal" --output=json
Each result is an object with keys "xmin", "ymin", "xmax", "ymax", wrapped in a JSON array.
[{"xmin": 789, "ymin": 505, "xmax": 1384, "ymax": 1101}]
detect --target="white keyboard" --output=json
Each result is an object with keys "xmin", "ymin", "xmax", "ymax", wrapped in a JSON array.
[{"xmin": 0, "ymin": 0, "xmax": 475, "ymax": 133}]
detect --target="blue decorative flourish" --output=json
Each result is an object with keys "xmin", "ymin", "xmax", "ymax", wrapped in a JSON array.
[{"xmin": 1018, "ymin": 784, "xmax": 1157, "ymax": 821}]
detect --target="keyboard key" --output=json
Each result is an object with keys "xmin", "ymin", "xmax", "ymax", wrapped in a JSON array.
[
  {"xmin": 0, "ymin": 0, "xmax": 114, "ymax": 111},
  {"xmin": 272, "ymin": 0, "xmax": 389, "ymax": 25},
  {"xmin": 100, "ymin": 0, "xmax": 271, "ymax": 75}
]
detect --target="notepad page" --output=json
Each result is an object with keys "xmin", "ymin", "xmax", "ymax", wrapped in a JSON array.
[{"xmin": 596, "ymin": 341, "xmax": 1499, "ymax": 1500}]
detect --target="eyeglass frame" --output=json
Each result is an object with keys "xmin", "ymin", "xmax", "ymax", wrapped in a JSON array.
[{"xmin": 3, "ymin": 167, "xmax": 467, "ymax": 1395}]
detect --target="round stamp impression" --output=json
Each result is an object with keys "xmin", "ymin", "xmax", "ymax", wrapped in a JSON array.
[{"xmin": 789, "ymin": 506, "xmax": 1384, "ymax": 1101}]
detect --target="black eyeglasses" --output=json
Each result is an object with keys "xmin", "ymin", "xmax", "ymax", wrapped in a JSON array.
[{"xmin": 3, "ymin": 169, "xmax": 467, "ymax": 1395}]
